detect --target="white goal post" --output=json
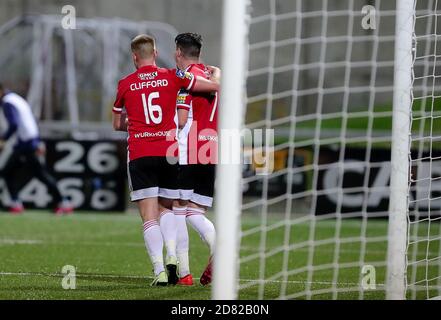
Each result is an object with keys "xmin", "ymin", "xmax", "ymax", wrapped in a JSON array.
[
  {"xmin": 212, "ymin": 0, "xmax": 249, "ymax": 300},
  {"xmin": 214, "ymin": 0, "xmax": 441, "ymax": 300},
  {"xmin": 386, "ymin": 0, "xmax": 414, "ymax": 300}
]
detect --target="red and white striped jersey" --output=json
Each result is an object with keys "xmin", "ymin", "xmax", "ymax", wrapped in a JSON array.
[{"xmin": 177, "ymin": 64, "xmax": 218, "ymax": 165}]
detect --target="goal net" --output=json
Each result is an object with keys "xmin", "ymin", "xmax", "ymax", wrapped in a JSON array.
[
  {"xmin": 407, "ymin": 0, "xmax": 441, "ymax": 300},
  {"xmin": 214, "ymin": 0, "xmax": 441, "ymax": 300}
]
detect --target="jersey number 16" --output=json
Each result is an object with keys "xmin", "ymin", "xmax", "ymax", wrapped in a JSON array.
[{"xmin": 141, "ymin": 92, "xmax": 162, "ymax": 124}]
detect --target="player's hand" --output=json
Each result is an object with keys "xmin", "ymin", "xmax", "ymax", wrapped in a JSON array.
[
  {"xmin": 206, "ymin": 66, "xmax": 221, "ymax": 83},
  {"xmin": 35, "ymin": 141, "xmax": 46, "ymax": 156},
  {"xmin": 0, "ymin": 139, "xmax": 6, "ymax": 152},
  {"xmin": 121, "ymin": 112, "xmax": 129, "ymax": 131}
]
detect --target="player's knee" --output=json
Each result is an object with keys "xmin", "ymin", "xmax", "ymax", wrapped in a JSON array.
[{"xmin": 159, "ymin": 197, "xmax": 173, "ymax": 210}]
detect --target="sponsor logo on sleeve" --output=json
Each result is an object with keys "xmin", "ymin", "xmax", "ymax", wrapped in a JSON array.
[
  {"xmin": 176, "ymin": 70, "xmax": 194, "ymax": 81},
  {"xmin": 177, "ymin": 94, "xmax": 187, "ymax": 104},
  {"xmin": 176, "ymin": 69, "xmax": 185, "ymax": 78},
  {"xmin": 177, "ymin": 89, "xmax": 189, "ymax": 104}
]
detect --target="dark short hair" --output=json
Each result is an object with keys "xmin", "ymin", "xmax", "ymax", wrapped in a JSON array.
[{"xmin": 175, "ymin": 33, "xmax": 203, "ymax": 59}]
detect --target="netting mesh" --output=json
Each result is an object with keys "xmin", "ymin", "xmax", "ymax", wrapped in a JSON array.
[
  {"xmin": 238, "ymin": 0, "xmax": 441, "ymax": 300},
  {"xmin": 407, "ymin": 0, "xmax": 441, "ymax": 300}
]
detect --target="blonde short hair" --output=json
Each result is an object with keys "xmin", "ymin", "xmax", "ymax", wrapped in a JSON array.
[{"xmin": 131, "ymin": 34, "xmax": 156, "ymax": 59}]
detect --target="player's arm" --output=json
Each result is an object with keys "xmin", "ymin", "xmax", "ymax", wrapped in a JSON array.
[
  {"xmin": 112, "ymin": 111, "xmax": 128, "ymax": 132},
  {"xmin": 177, "ymin": 68, "xmax": 221, "ymax": 93},
  {"xmin": 176, "ymin": 89, "xmax": 191, "ymax": 129},
  {"xmin": 1, "ymin": 102, "xmax": 19, "ymax": 141},
  {"xmin": 112, "ymin": 81, "xmax": 127, "ymax": 132},
  {"xmin": 177, "ymin": 109, "xmax": 189, "ymax": 130},
  {"xmin": 192, "ymin": 75, "xmax": 220, "ymax": 92},
  {"xmin": 193, "ymin": 66, "xmax": 221, "ymax": 92}
]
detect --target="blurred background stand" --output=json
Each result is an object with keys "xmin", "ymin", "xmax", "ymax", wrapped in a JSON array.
[{"xmin": 0, "ymin": 14, "xmax": 178, "ymax": 140}]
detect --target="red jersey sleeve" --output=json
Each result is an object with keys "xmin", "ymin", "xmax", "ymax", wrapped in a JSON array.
[
  {"xmin": 176, "ymin": 88, "xmax": 192, "ymax": 111},
  {"xmin": 113, "ymin": 80, "xmax": 125, "ymax": 114},
  {"xmin": 175, "ymin": 69, "xmax": 196, "ymax": 91}
]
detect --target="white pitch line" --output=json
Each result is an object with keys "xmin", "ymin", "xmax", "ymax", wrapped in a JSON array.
[
  {"xmin": 0, "ymin": 239, "xmax": 143, "ymax": 247},
  {"xmin": 0, "ymin": 271, "xmax": 151, "ymax": 280},
  {"xmin": 3, "ymin": 271, "xmax": 439, "ymax": 292},
  {"xmin": 56, "ymin": 241, "xmax": 143, "ymax": 248},
  {"xmin": 0, "ymin": 239, "xmax": 43, "ymax": 245},
  {"xmin": 0, "ymin": 271, "xmax": 384, "ymax": 288}
]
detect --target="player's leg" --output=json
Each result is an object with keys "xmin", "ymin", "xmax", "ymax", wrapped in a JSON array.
[
  {"xmin": 174, "ymin": 200, "xmax": 193, "ymax": 285},
  {"xmin": 187, "ymin": 201, "xmax": 216, "ymax": 286},
  {"xmin": 138, "ymin": 197, "xmax": 167, "ymax": 285},
  {"xmin": 1, "ymin": 149, "xmax": 25, "ymax": 213},
  {"xmin": 158, "ymin": 197, "xmax": 177, "ymax": 260},
  {"xmin": 158, "ymin": 157, "xmax": 181, "ymax": 285},
  {"xmin": 187, "ymin": 164, "xmax": 216, "ymax": 255},
  {"xmin": 174, "ymin": 164, "xmax": 194, "ymax": 285},
  {"xmin": 187, "ymin": 204, "xmax": 216, "ymax": 254},
  {"xmin": 187, "ymin": 164, "xmax": 216, "ymax": 285},
  {"xmin": 189, "ymin": 205, "xmax": 215, "ymax": 286},
  {"xmin": 25, "ymin": 147, "xmax": 73, "ymax": 215},
  {"xmin": 158, "ymin": 196, "xmax": 179, "ymax": 285},
  {"xmin": 129, "ymin": 157, "xmax": 167, "ymax": 286}
]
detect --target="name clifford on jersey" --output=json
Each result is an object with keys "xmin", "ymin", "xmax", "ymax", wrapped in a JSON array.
[{"xmin": 130, "ymin": 79, "xmax": 169, "ymax": 91}]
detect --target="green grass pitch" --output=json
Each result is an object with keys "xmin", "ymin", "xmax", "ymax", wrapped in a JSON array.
[{"xmin": 0, "ymin": 211, "xmax": 439, "ymax": 300}]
